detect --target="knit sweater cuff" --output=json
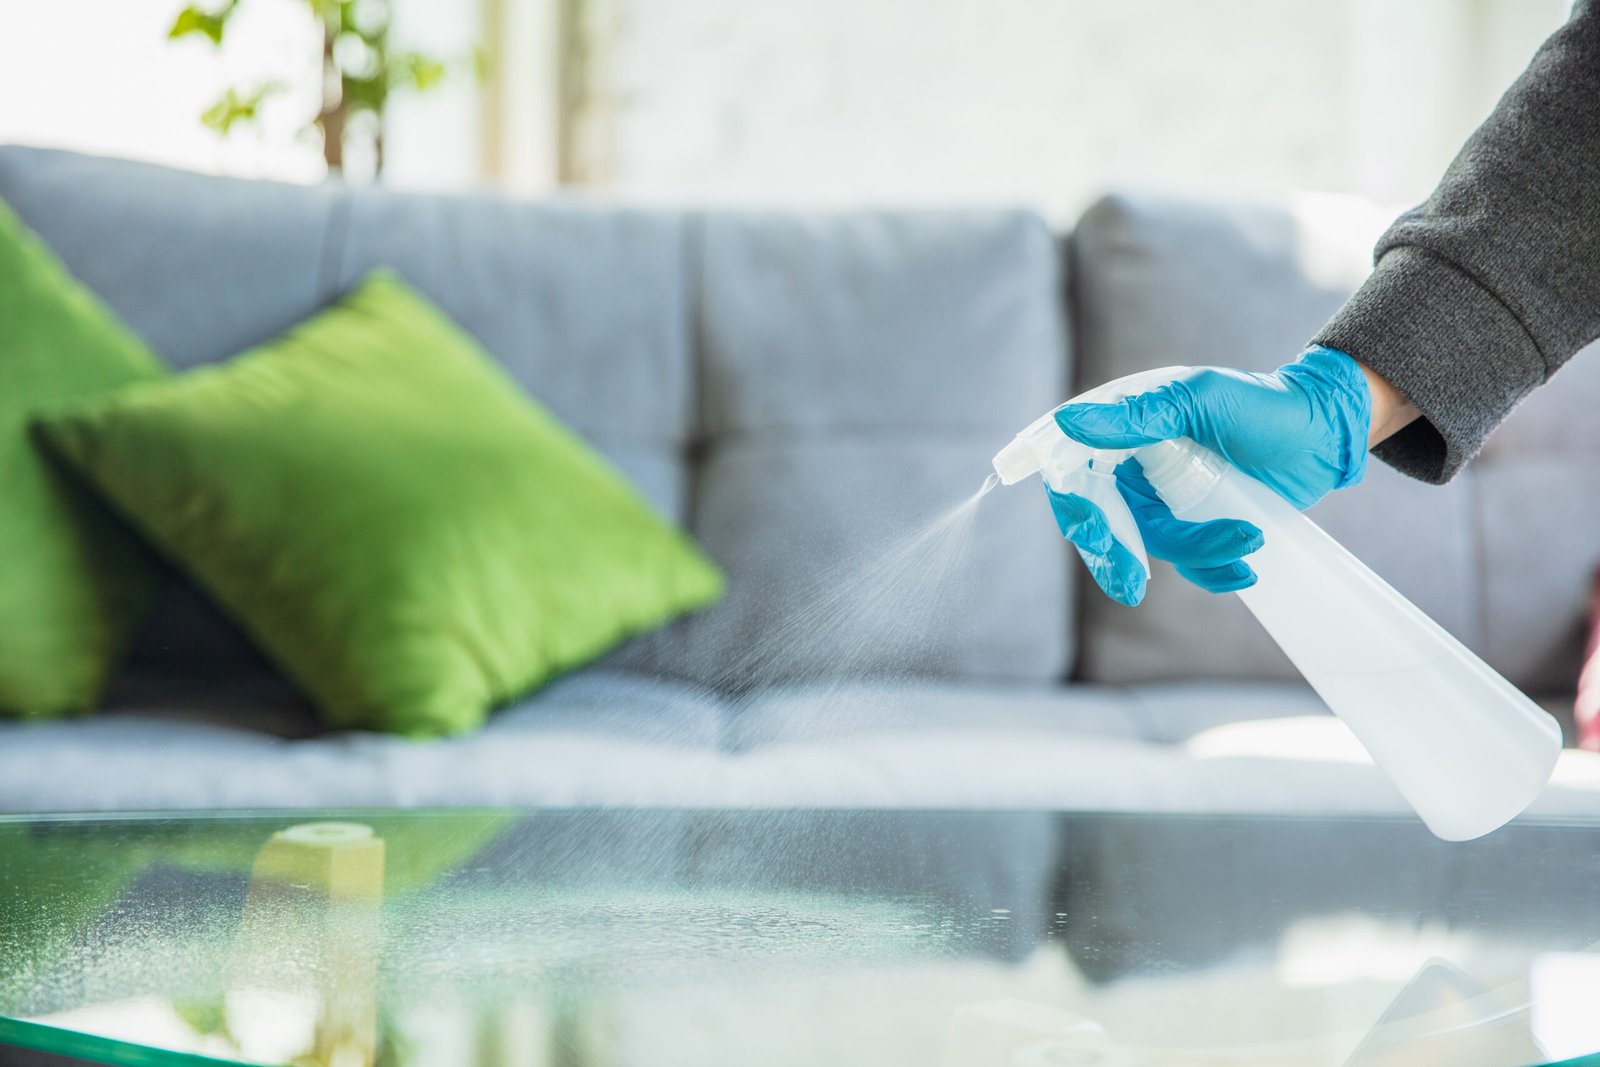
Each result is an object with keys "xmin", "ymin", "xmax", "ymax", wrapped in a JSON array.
[{"xmin": 1312, "ymin": 246, "xmax": 1545, "ymax": 484}]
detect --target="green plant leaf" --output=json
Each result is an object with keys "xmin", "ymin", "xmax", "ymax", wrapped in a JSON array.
[
  {"xmin": 389, "ymin": 50, "xmax": 447, "ymax": 92},
  {"xmin": 167, "ymin": 1, "xmax": 239, "ymax": 45},
  {"xmin": 341, "ymin": 71, "xmax": 389, "ymax": 113},
  {"xmin": 199, "ymin": 82, "xmax": 285, "ymax": 136},
  {"xmin": 309, "ymin": 0, "xmax": 345, "ymax": 30}
]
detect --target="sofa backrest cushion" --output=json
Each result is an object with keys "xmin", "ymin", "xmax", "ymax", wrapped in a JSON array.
[
  {"xmin": 0, "ymin": 147, "xmax": 693, "ymax": 672},
  {"xmin": 0, "ymin": 148, "xmax": 1076, "ymax": 689},
  {"xmin": 644, "ymin": 211, "xmax": 1073, "ymax": 687},
  {"xmin": 1070, "ymin": 192, "xmax": 1600, "ymax": 694}
]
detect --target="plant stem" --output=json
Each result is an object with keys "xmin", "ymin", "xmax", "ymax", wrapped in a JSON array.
[{"xmin": 319, "ymin": 18, "xmax": 345, "ymax": 173}]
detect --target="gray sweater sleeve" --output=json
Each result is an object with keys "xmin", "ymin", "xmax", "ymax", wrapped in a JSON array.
[{"xmin": 1313, "ymin": 0, "xmax": 1600, "ymax": 484}]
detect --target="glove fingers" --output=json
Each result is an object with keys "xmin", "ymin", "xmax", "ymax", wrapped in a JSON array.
[
  {"xmin": 1044, "ymin": 485, "xmax": 1147, "ymax": 606},
  {"xmin": 1053, "ymin": 388, "xmax": 1189, "ymax": 448},
  {"xmin": 1143, "ymin": 515, "xmax": 1263, "ymax": 570},
  {"xmin": 1112, "ymin": 458, "xmax": 1264, "ymax": 570},
  {"xmin": 1045, "ymin": 485, "xmax": 1113, "ymax": 554},
  {"xmin": 1080, "ymin": 538, "xmax": 1148, "ymax": 607},
  {"xmin": 1176, "ymin": 560, "xmax": 1258, "ymax": 594},
  {"xmin": 1110, "ymin": 456, "xmax": 1163, "ymax": 509}
]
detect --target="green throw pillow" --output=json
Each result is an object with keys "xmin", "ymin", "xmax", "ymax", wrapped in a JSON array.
[
  {"xmin": 0, "ymin": 197, "xmax": 165, "ymax": 717},
  {"xmin": 38, "ymin": 272, "xmax": 724, "ymax": 737}
]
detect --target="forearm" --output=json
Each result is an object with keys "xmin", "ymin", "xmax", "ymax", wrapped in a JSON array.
[
  {"xmin": 1358, "ymin": 362, "xmax": 1419, "ymax": 449},
  {"xmin": 1315, "ymin": 0, "xmax": 1600, "ymax": 482}
]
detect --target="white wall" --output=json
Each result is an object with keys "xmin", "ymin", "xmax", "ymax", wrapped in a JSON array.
[
  {"xmin": 0, "ymin": 0, "xmax": 325, "ymax": 182},
  {"xmin": 566, "ymin": 0, "xmax": 1571, "ymax": 219},
  {"xmin": 0, "ymin": 0, "xmax": 1573, "ymax": 210},
  {"xmin": 0, "ymin": 0, "xmax": 483, "ymax": 189},
  {"xmin": 383, "ymin": 0, "xmax": 485, "ymax": 189}
]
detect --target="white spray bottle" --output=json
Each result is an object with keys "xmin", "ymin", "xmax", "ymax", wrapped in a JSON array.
[{"xmin": 994, "ymin": 367, "xmax": 1562, "ymax": 841}]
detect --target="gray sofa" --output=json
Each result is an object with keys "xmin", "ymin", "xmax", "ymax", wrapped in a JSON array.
[{"xmin": 3, "ymin": 145, "xmax": 1599, "ymax": 823}]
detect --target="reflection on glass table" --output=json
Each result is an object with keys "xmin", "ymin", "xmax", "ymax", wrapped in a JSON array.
[{"xmin": 3, "ymin": 809, "xmax": 1600, "ymax": 1066}]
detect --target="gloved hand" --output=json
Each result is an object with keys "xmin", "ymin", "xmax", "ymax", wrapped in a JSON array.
[{"xmin": 1046, "ymin": 346, "xmax": 1372, "ymax": 604}]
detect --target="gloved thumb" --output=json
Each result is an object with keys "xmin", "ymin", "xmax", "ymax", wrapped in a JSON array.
[{"xmin": 1054, "ymin": 389, "xmax": 1189, "ymax": 449}]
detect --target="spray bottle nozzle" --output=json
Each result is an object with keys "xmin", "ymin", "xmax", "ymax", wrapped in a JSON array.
[
  {"xmin": 991, "ymin": 408, "xmax": 1093, "ymax": 488},
  {"xmin": 991, "ymin": 434, "xmax": 1044, "ymax": 486}
]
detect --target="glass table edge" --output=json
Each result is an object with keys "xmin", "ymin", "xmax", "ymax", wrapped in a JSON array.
[
  {"xmin": 2, "ymin": 805, "xmax": 1599, "ymax": 829},
  {"xmin": 0, "ymin": 1016, "xmax": 252, "ymax": 1067}
]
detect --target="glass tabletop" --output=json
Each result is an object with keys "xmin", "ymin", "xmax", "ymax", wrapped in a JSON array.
[{"xmin": 3, "ymin": 808, "xmax": 1600, "ymax": 1067}]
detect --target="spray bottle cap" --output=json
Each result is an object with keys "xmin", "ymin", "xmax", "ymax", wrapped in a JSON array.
[
  {"xmin": 994, "ymin": 367, "xmax": 1192, "ymax": 488},
  {"xmin": 992, "ymin": 409, "xmax": 1093, "ymax": 486}
]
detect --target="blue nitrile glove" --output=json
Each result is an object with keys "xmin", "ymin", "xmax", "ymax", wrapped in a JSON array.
[{"xmin": 1046, "ymin": 346, "xmax": 1372, "ymax": 603}]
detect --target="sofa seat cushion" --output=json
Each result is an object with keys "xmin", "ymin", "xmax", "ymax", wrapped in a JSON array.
[
  {"xmin": 0, "ymin": 672, "xmax": 728, "ymax": 813},
  {"xmin": 5, "ymin": 676, "xmax": 1596, "ymax": 825},
  {"xmin": 1116, "ymin": 680, "xmax": 1337, "ymax": 743},
  {"xmin": 719, "ymin": 681, "xmax": 1600, "ymax": 820},
  {"xmin": 727, "ymin": 678, "xmax": 1365, "ymax": 751},
  {"xmin": 726, "ymin": 680, "xmax": 1148, "ymax": 750}
]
